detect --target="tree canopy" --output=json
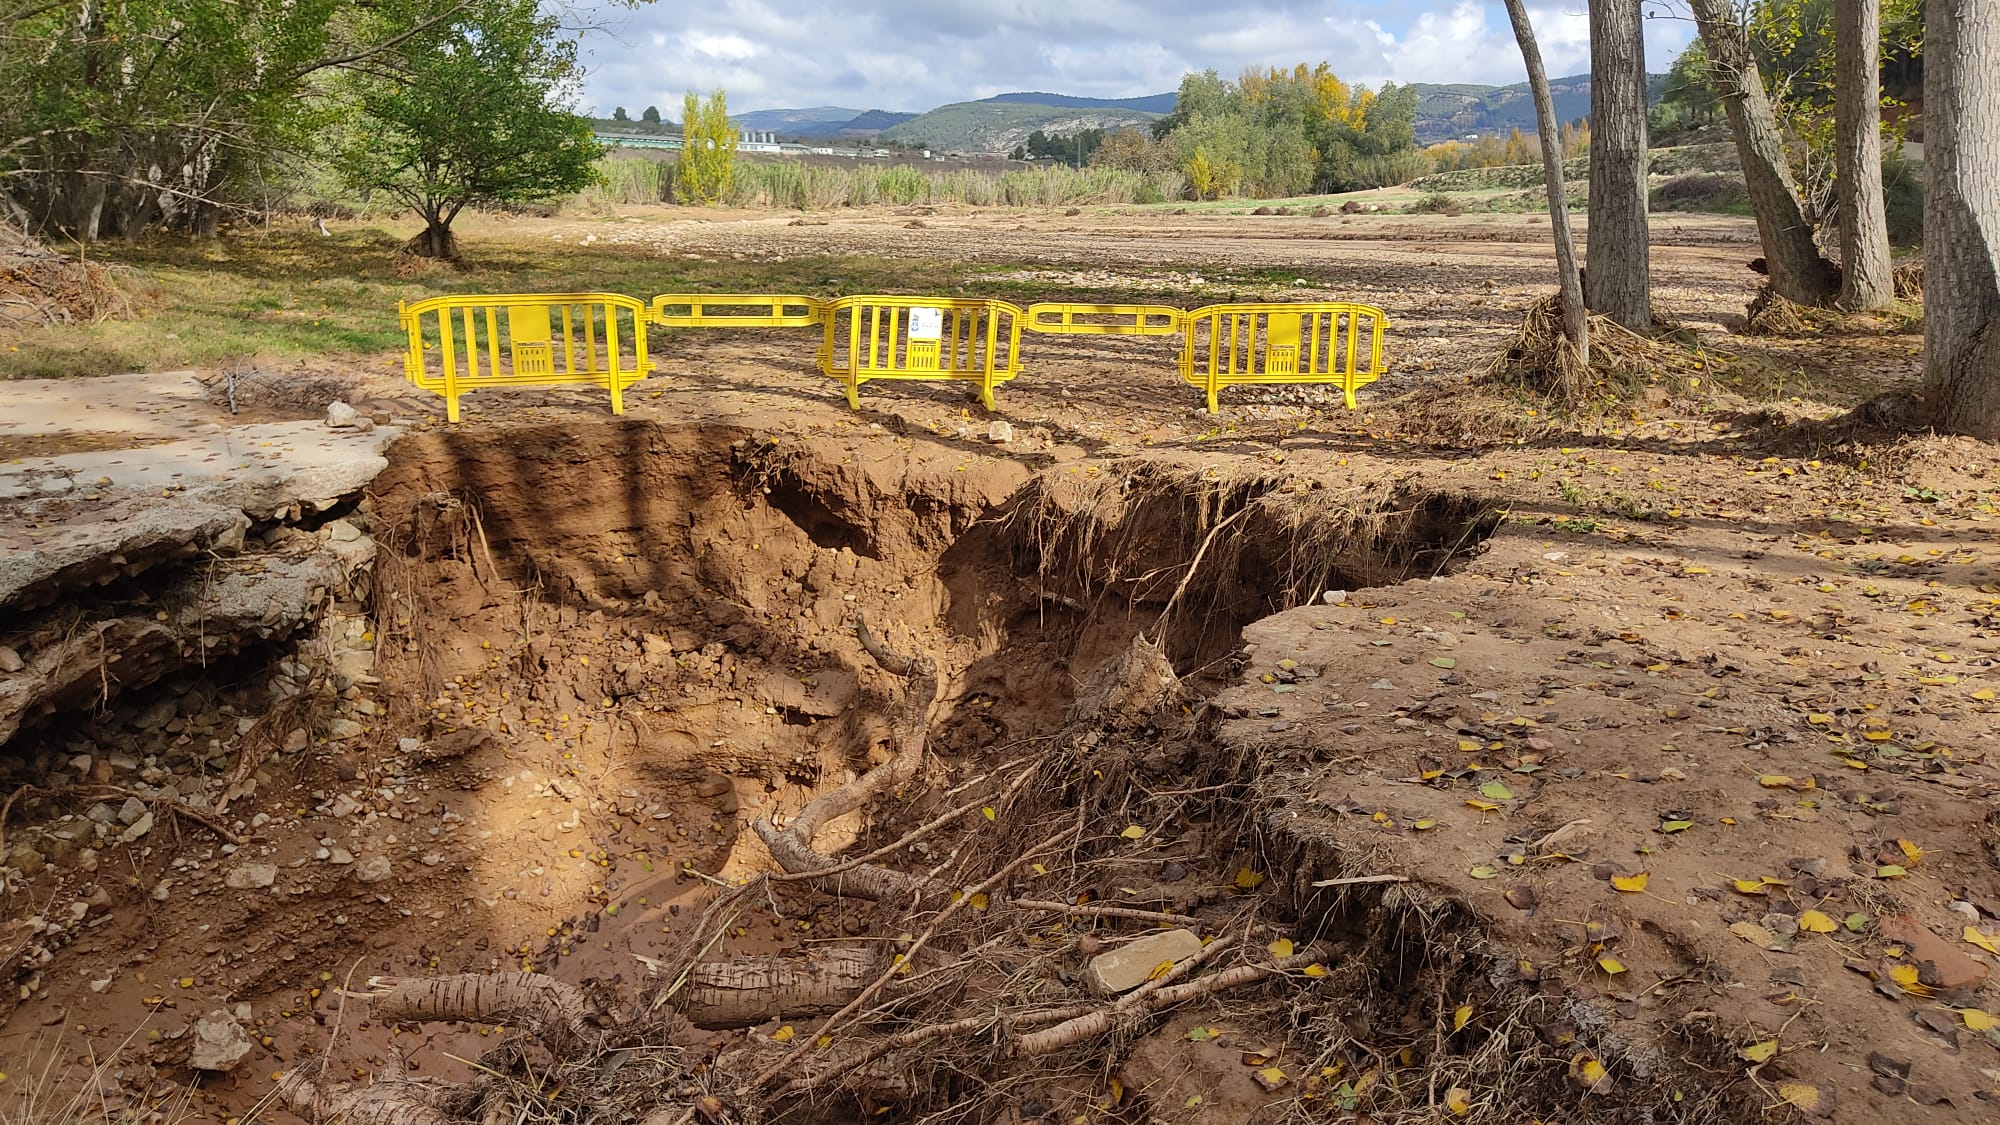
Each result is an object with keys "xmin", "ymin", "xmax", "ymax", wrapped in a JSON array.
[{"xmin": 1146, "ymin": 65, "xmax": 1420, "ymax": 198}]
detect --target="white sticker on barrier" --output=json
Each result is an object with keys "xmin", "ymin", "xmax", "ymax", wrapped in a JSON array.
[{"xmin": 907, "ymin": 307, "xmax": 943, "ymax": 340}]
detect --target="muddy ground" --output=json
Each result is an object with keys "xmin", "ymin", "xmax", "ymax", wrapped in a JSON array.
[{"xmin": 2, "ymin": 206, "xmax": 1995, "ymax": 1125}]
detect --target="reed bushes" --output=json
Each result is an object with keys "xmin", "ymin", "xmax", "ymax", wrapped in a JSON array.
[{"xmin": 573, "ymin": 153, "xmax": 1186, "ymax": 211}]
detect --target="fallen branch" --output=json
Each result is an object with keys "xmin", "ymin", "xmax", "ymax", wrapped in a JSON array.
[
  {"xmin": 1009, "ymin": 899, "xmax": 1198, "ymax": 925},
  {"xmin": 769, "ymin": 761, "xmax": 1038, "ymax": 886},
  {"xmin": 1309, "ymin": 874, "xmax": 1409, "ymax": 888},
  {"xmin": 1014, "ymin": 939, "xmax": 1335, "ymax": 1057}
]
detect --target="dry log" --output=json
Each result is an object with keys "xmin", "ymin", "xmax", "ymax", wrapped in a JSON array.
[
  {"xmin": 679, "ymin": 947, "xmax": 880, "ymax": 1029},
  {"xmin": 361, "ymin": 972, "xmax": 599, "ymax": 1054},
  {"xmin": 279, "ymin": 1068, "xmax": 472, "ymax": 1125}
]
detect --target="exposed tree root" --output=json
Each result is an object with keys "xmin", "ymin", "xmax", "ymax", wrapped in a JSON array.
[
  {"xmin": 359, "ymin": 973, "xmax": 600, "ymax": 1054},
  {"xmin": 678, "ymin": 948, "xmax": 880, "ymax": 1029},
  {"xmin": 750, "ymin": 613, "xmax": 949, "ymax": 903}
]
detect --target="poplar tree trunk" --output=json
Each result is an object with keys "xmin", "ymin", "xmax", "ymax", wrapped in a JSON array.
[
  {"xmin": 1924, "ymin": 0, "xmax": 2000, "ymax": 437},
  {"xmin": 1835, "ymin": 0, "xmax": 1894, "ymax": 310},
  {"xmin": 1585, "ymin": 0, "xmax": 1650, "ymax": 328},
  {"xmin": 1501, "ymin": 0, "xmax": 1586, "ymax": 366},
  {"xmin": 1689, "ymin": 0, "xmax": 1840, "ymax": 305}
]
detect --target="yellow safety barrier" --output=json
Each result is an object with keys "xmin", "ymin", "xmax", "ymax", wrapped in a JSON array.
[
  {"xmin": 1179, "ymin": 302, "xmax": 1388, "ymax": 413},
  {"xmin": 648, "ymin": 293, "xmax": 826, "ymax": 328},
  {"xmin": 818, "ymin": 296, "xmax": 1024, "ymax": 410},
  {"xmin": 400, "ymin": 293, "xmax": 652, "ymax": 422},
  {"xmin": 1024, "ymin": 302, "xmax": 1184, "ymax": 336}
]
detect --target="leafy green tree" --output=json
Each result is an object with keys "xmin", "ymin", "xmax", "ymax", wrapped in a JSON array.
[
  {"xmin": 613, "ymin": 107, "xmax": 631, "ymax": 122},
  {"xmin": 643, "ymin": 105, "xmax": 663, "ymax": 126},
  {"xmin": 333, "ymin": 0, "xmax": 601, "ymax": 259},
  {"xmin": 678, "ymin": 89, "xmax": 738, "ymax": 204}
]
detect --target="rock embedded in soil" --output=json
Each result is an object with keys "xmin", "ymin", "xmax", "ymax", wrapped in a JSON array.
[
  {"xmin": 1879, "ymin": 914, "xmax": 1991, "ymax": 989},
  {"xmin": 1085, "ymin": 928, "xmax": 1205, "ymax": 995},
  {"xmin": 354, "ymin": 855, "xmax": 392, "ymax": 883},
  {"xmin": 188, "ymin": 1009, "xmax": 253, "ymax": 1071},
  {"xmin": 224, "ymin": 863, "xmax": 278, "ymax": 889}
]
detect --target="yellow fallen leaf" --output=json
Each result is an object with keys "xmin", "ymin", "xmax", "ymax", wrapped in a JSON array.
[
  {"xmin": 981, "ymin": 807, "xmax": 995, "ymax": 821},
  {"xmin": 1414, "ymin": 818, "xmax": 1439, "ymax": 830},
  {"xmin": 1234, "ymin": 868, "xmax": 1266, "ymax": 890},
  {"xmin": 1730, "ymin": 921, "xmax": 1778, "ymax": 948},
  {"xmin": 1740, "ymin": 1039, "xmax": 1779, "ymax": 1063},
  {"xmin": 1598, "ymin": 956, "xmax": 1627, "ymax": 974},
  {"xmin": 1966, "ymin": 926, "xmax": 2000, "ymax": 954},
  {"xmin": 1146, "ymin": 960, "xmax": 1175, "ymax": 982},
  {"xmin": 1973, "ymin": 689, "xmax": 1997, "ymax": 702},
  {"xmin": 771, "ymin": 1025, "xmax": 795, "ymax": 1042},
  {"xmin": 1465, "ymin": 798, "xmax": 1501, "ymax": 812},
  {"xmin": 969, "ymin": 892, "xmax": 989, "ymax": 910},
  {"xmin": 1120, "ymin": 825, "xmax": 1147, "ymax": 840},
  {"xmin": 1777, "ymin": 1081, "xmax": 1833, "ymax": 1118},
  {"xmin": 1302, "ymin": 963, "xmax": 1327, "ymax": 977},
  {"xmin": 1610, "ymin": 872, "xmax": 1649, "ymax": 893},
  {"xmin": 1863, "ymin": 729, "xmax": 1893, "ymax": 742},
  {"xmin": 1797, "ymin": 910, "xmax": 1837, "ymax": 934},
  {"xmin": 1446, "ymin": 1086, "xmax": 1472, "ymax": 1116},
  {"xmin": 1806, "ymin": 712, "xmax": 1833, "ymax": 725},
  {"xmin": 1453, "ymin": 1004, "xmax": 1473, "ymax": 1031},
  {"xmin": 1961, "ymin": 1009, "xmax": 1997, "ymax": 1032},
  {"xmin": 1897, "ymin": 839, "xmax": 1923, "ymax": 866},
  {"xmin": 1758, "ymin": 774, "xmax": 1794, "ymax": 788},
  {"xmin": 1573, "ymin": 1055, "xmax": 1610, "ymax": 1092},
  {"xmin": 1268, "ymin": 938, "xmax": 1295, "ymax": 958}
]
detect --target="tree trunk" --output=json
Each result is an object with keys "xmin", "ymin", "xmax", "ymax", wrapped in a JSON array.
[
  {"xmin": 403, "ymin": 217, "xmax": 460, "ymax": 260},
  {"xmin": 1924, "ymin": 0, "xmax": 2000, "ymax": 436},
  {"xmin": 1690, "ymin": 0, "xmax": 1840, "ymax": 305},
  {"xmin": 1835, "ymin": 0, "xmax": 1894, "ymax": 310},
  {"xmin": 1585, "ymin": 0, "xmax": 1650, "ymax": 328},
  {"xmin": 1501, "ymin": 0, "xmax": 1587, "ymax": 366}
]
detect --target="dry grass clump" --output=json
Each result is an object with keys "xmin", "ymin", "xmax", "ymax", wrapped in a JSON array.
[
  {"xmin": 1892, "ymin": 261, "xmax": 1924, "ymax": 301},
  {"xmin": 1744, "ymin": 285, "xmax": 1820, "ymax": 336},
  {"xmin": 0, "ymin": 225, "xmax": 134, "ymax": 328}
]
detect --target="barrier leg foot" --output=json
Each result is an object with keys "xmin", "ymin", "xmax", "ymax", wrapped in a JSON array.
[
  {"xmin": 1344, "ymin": 389, "xmax": 1358, "ymax": 410},
  {"xmin": 844, "ymin": 382, "xmax": 861, "ymax": 410},
  {"xmin": 447, "ymin": 396, "xmax": 462, "ymax": 423},
  {"xmin": 609, "ymin": 381, "xmax": 626, "ymax": 416},
  {"xmin": 978, "ymin": 385, "xmax": 996, "ymax": 412},
  {"xmin": 1206, "ymin": 389, "xmax": 1219, "ymax": 415}
]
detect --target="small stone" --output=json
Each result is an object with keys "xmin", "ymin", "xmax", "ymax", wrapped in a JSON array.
[
  {"xmin": 151, "ymin": 879, "xmax": 172, "ymax": 902},
  {"xmin": 85, "ymin": 802, "xmax": 119, "ymax": 825},
  {"xmin": 327, "ymin": 848, "xmax": 355, "ymax": 865},
  {"xmin": 224, "ymin": 864, "xmax": 278, "ymax": 889},
  {"xmin": 398, "ymin": 737, "xmax": 422, "ymax": 755},
  {"xmin": 325, "ymin": 401, "xmax": 372, "ymax": 431},
  {"xmin": 324, "ymin": 519, "xmax": 363, "ymax": 543},
  {"xmin": 118, "ymin": 812, "xmax": 154, "ymax": 843},
  {"xmin": 986, "ymin": 420, "xmax": 1015, "ymax": 444},
  {"xmin": 118, "ymin": 797, "xmax": 148, "ymax": 825},
  {"xmin": 0, "ymin": 645, "xmax": 22, "ymax": 672},
  {"xmin": 329, "ymin": 794, "xmax": 363, "ymax": 818},
  {"xmin": 5, "ymin": 844, "xmax": 45, "ymax": 876},
  {"xmin": 326, "ymin": 719, "xmax": 366, "ymax": 741},
  {"xmin": 693, "ymin": 772, "xmax": 733, "ymax": 799},
  {"xmin": 189, "ymin": 1010, "xmax": 253, "ymax": 1071},
  {"xmin": 282, "ymin": 728, "xmax": 309, "ymax": 752},
  {"xmin": 1880, "ymin": 914, "xmax": 1991, "ymax": 989},
  {"xmin": 132, "ymin": 698, "xmax": 178, "ymax": 730},
  {"xmin": 1370, "ymin": 679, "xmax": 1397, "ymax": 691},
  {"xmin": 354, "ymin": 855, "xmax": 392, "ymax": 883},
  {"xmin": 1085, "ymin": 928, "xmax": 1204, "ymax": 995}
]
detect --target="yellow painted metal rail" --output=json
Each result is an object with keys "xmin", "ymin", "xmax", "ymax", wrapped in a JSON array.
[
  {"xmin": 400, "ymin": 293, "xmax": 651, "ymax": 422},
  {"xmin": 395, "ymin": 292, "xmax": 1389, "ymax": 419}
]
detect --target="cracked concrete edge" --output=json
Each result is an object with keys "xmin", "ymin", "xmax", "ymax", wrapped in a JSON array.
[{"xmin": 0, "ymin": 542, "xmax": 371, "ymax": 748}]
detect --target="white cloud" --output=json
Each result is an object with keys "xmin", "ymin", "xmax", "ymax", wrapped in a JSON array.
[{"xmin": 575, "ymin": 0, "xmax": 1696, "ymax": 118}]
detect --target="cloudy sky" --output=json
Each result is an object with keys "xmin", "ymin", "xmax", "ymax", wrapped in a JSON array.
[{"xmin": 578, "ymin": 0, "xmax": 1699, "ymax": 117}]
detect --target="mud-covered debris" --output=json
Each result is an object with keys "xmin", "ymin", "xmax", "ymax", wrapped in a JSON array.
[
  {"xmin": 1086, "ymin": 928, "xmax": 1204, "ymax": 995},
  {"xmin": 189, "ymin": 1009, "xmax": 253, "ymax": 1071}
]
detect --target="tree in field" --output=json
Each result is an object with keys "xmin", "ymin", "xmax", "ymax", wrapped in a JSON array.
[
  {"xmin": 1690, "ymin": 0, "xmax": 1840, "ymax": 304},
  {"xmin": 1833, "ymin": 0, "xmax": 1893, "ymax": 310},
  {"xmin": 613, "ymin": 106, "xmax": 631, "ymax": 123},
  {"xmin": 643, "ymin": 105, "xmax": 663, "ymax": 126},
  {"xmin": 333, "ymin": 0, "xmax": 601, "ymax": 259},
  {"xmin": 1587, "ymin": 0, "xmax": 1651, "ymax": 329},
  {"xmin": 1504, "ymin": 128, "xmax": 1533, "ymax": 165},
  {"xmin": 1500, "ymin": 0, "xmax": 1587, "ymax": 371},
  {"xmin": 678, "ymin": 89, "xmax": 739, "ymax": 205},
  {"xmin": 1653, "ymin": 44, "xmax": 1722, "ymax": 132},
  {"xmin": 1923, "ymin": 0, "xmax": 2000, "ymax": 436}
]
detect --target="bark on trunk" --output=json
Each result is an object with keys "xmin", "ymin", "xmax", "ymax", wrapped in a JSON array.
[
  {"xmin": 1501, "ymin": 0, "xmax": 1588, "ymax": 365},
  {"xmin": 1690, "ymin": 0, "xmax": 1840, "ymax": 305},
  {"xmin": 1924, "ymin": 0, "xmax": 2000, "ymax": 436},
  {"xmin": 1585, "ymin": 0, "xmax": 1651, "ymax": 328},
  {"xmin": 1835, "ymin": 0, "xmax": 1894, "ymax": 310},
  {"xmin": 404, "ymin": 219, "xmax": 460, "ymax": 260},
  {"xmin": 679, "ymin": 948, "xmax": 880, "ymax": 1029}
]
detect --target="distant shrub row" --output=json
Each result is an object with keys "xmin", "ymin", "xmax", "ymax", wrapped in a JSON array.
[{"xmin": 575, "ymin": 155, "xmax": 1188, "ymax": 211}]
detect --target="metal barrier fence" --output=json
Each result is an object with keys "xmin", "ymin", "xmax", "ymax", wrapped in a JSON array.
[
  {"xmin": 818, "ymin": 296, "xmax": 1023, "ymax": 410},
  {"xmin": 1181, "ymin": 302, "xmax": 1387, "ymax": 413},
  {"xmin": 399, "ymin": 294, "xmax": 652, "ymax": 422},
  {"xmin": 396, "ymin": 292, "xmax": 1388, "ymax": 419}
]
